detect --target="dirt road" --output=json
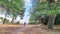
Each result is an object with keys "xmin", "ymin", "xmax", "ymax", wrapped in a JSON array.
[{"xmin": 0, "ymin": 24, "xmax": 60, "ymax": 34}]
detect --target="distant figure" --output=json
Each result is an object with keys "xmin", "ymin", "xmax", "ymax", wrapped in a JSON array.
[{"xmin": 24, "ymin": 22, "xmax": 26, "ymax": 26}]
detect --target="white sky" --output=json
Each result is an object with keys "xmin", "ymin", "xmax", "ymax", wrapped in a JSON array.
[{"xmin": 22, "ymin": 0, "xmax": 32, "ymax": 23}]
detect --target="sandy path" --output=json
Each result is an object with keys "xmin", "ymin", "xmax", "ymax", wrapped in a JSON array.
[{"xmin": 0, "ymin": 24, "xmax": 60, "ymax": 34}]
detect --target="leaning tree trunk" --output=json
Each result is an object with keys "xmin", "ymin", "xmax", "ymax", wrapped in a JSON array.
[
  {"xmin": 3, "ymin": 18, "xmax": 6, "ymax": 24},
  {"xmin": 3, "ymin": 13, "xmax": 6, "ymax": 24},
  {"xmin": 47, "ymin": 15, "xmax": 56, "ymax": 29},
  {"xmin": 11, "ymin": 17, "xmax": 14, "ymax": 23}
]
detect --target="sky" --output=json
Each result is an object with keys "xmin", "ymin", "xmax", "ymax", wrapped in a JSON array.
[{"xmin": 21, "ymin": 0, "xmax": 32, "ymax": 24}]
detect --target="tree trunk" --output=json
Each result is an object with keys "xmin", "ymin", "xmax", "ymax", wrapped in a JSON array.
[
  {"xmin": 3, "ymin": 13, "xmax": 6, "ymax": 24},
  {"xmin": 11, "ymin": 17, "xmax": 14, "ymax": 23},
  {"xmin": 3, "ymin": 18, "xmax": 6, "ymax": 24},
  {"xmin": 47, "ymin": 15, "xmax": 56, "ymax": 29}
]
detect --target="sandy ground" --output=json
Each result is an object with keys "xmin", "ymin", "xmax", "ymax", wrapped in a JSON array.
[{"xmin": 0, "ymin": 24, "xmax": 60, "ymax": 34}]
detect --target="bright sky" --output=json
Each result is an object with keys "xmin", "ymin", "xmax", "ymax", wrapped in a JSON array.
[
  {"xmin": 21, "ymin": 0, "xmax": 32, "ymax": 24},
  {"xmin": 0, "ymin": 14, "xmax": 21, "ymax": 23}
]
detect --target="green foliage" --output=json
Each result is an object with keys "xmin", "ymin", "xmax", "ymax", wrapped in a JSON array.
[
  {"xmin": 0, "ymin": 0, "xmax": 25, "ymax": 24},
  {"xmin": 0, "ymin": 17, "xmax": 3, "ymax": 22},
  {"xmin": 55, "ymin": 14, "xmax": 60, "ymax": 24},
  {"xmin": 0, "ymin": 0, "xmax": 24, "ymax": 16},
  {"xmin": 0, "ymin": 17, "xmax": 10, "ymax": 23},
  {"xmin": 46, "ymin": 10, "xmax": 58, "ymax": 16},
  {"xmin": 5, "ymin": 19, "xmax": 10, "ymax": 23},
  {"xmin": 16, "ymin": 21, "xmax": 20, "ymax": 24},
  {"xmin": 29, "ymin": 0, "xmax": 60, "ymax": 24},
  {"xmin": 29, "ymin": 20, "xmax": 39, "ymax": 24}
]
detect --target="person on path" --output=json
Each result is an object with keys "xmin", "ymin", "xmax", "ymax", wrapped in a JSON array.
[{"xmin": 24, "ymin": 22, "xmax": 26, "ymax": 26}]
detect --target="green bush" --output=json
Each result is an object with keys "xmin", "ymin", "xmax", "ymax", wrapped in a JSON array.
[
  {"xmin": 55, "ymin": 14, "xmax": 60, "ymax": 24},
  {"xmin": 42, "ymin": 14, "xmax": 60, "ymax": 25},
  {"xmin": 29, "ymin": 21, "xmax": 39, "ymax": 24}
]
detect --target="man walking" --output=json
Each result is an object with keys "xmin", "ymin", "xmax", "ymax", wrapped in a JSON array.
[{"xmin": 24, "ymin": 22, "xmax": 26, "ymax": 26}]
